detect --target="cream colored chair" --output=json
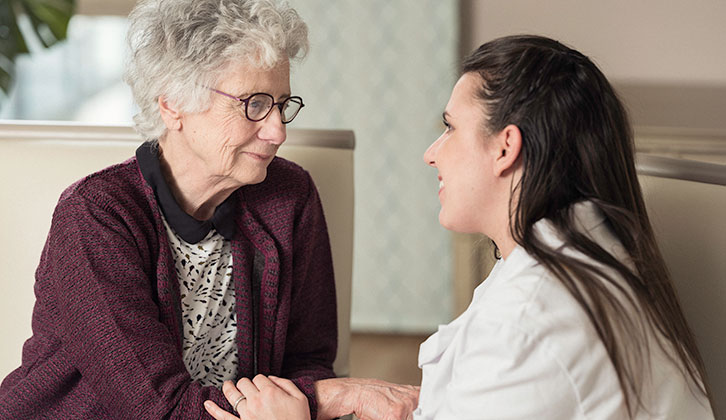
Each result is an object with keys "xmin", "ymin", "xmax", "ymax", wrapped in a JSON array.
[
  {"xmin": 637, "ymin": 154, "xmax": 726, "ymax": 415},
  {"xmin": 0, "ymin": 121, "xmax": 353, "ymax": 380}
]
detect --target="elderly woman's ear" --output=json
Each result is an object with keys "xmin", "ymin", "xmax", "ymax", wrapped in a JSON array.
[{"xmin": 158, "ymin": 96, "xmax": 183, "ymax": 130}]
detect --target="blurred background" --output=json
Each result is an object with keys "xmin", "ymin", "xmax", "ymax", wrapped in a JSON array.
[{"xmin": 1, "ymin": 0, "xmax": 724, "ymax": 386}]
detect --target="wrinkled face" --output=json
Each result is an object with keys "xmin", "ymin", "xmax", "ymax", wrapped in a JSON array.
[
  {"xmin": 423, "ymin": 73, "xmax": 498, "ymax": 234},
  {"xmin": 178, "ymin": 59, "xmax": 291, "ymax": 187}
]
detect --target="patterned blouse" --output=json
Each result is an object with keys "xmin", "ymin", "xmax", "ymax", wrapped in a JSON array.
[
  {"xmin": 162, "ymin": 217, "xmax": 237, "ymax": 387},
  {"xmin": 137, "ymin": 143, "xmax": 245, "ymax": 387}
]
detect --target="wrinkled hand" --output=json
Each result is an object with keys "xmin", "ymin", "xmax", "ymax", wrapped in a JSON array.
[
  {"xmin": 204, "ymin": 374, "xmax": 310, "ymax": 420},
  {"xmin": 350, "ymin": 378, "xmax": 419, "ymax": 420},
  {"xmin": 315, "ymin": 377, "xmax": 419, "ymax": 420}
]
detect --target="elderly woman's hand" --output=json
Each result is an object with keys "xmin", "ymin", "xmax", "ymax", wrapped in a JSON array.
[
  {"xmin": 204, "ymin": 375, "xmax": 311, "ymax": 420},
  {"xmin": 315, "ymin": 377, "xmax": 420, "ymax": 420}
]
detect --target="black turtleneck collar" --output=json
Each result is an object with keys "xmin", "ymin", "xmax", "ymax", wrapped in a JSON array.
[{"xmin": 136, "ymin": 142, "xmax": 237, "ymax": 244}]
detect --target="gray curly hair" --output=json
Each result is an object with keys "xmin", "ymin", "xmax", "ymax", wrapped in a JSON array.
[{"xmin": 123, "ymin": 0, "xmax": 309, "ymax": 141}]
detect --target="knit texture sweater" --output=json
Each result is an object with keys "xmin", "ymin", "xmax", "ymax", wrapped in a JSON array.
[{"xmin": 0, "ymin": 155, "xmax": 338, "ymax": 419}]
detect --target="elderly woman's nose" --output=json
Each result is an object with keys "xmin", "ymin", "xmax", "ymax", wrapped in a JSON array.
[{"xmin": 259, "ymin": 110, "xmax": 287, "ymax": 145}]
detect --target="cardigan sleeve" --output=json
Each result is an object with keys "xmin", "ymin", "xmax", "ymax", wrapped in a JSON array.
[
  {"xmin": 282, "ymin": 175, "xmax": 338, "ymax": 417},
  {"xmin": 37, "ymin": 193, "xmax": 231, "ymax": 419}
]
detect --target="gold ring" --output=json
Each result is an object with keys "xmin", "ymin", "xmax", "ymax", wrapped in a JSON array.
[{"xmin": 233, "ymin": 395, "xmax": 246, "ymax": 413}]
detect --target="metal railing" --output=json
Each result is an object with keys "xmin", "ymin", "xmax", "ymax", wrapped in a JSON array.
[{"xmin": 636, "ymin": 153, "xmax": 726, "ymax": 186}]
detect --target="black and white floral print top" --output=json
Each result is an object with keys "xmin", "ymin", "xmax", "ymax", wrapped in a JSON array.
[
  {"xmin": 136, "ymin": 143, "xmax": 241, "ymax": 387},
  {"xmin": 162, "ymin": 216, "xmax": 238, "ymax": 387}
]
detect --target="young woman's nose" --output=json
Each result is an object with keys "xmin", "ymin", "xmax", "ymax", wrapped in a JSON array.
[{"xmin": 424, "ymin": 134, "xmax": 444, "ymax": 167}]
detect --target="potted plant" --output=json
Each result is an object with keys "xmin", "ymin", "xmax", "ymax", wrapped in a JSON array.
[{"xmin": 0, "ymin": 0, "xmax": 75, "ymax": 96}]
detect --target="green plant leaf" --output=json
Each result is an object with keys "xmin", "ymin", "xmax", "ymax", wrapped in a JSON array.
[
  {"xmin": 0, "ymin": 0, "xmax": 74, "ymax": 96},
  {"xmin": 0, "ymin": 64, "xmax": 11, "ymax": 95},
  {"xmin": 21, "ymin": 0, "xmax": 74, "ymax": 46},
  {"xmin": 0, "ymin": 1, "xmax": 26, "ymax": 95}
]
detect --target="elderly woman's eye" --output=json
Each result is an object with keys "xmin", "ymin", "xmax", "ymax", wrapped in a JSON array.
[{"xmin": 249, "ymin": 98, "xmax": 266, "ymax": 109}]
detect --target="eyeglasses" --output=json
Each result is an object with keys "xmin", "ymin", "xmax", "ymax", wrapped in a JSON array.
[{"xmin": 210, "ymin": 89, "xmax": 305, "ymax": 124}]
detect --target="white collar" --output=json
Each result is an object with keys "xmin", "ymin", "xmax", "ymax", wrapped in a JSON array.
[{"xmin": 482, "ymin": 201, "xmax": 608, "ymax": 294}]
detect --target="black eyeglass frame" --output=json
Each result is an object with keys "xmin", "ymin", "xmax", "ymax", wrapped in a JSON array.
[{"xmin": 210, "ymin": 88, "xmax": 305, "ymax": 124}]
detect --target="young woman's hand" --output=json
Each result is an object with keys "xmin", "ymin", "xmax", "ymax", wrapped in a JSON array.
[
  {"xmin": 204, "ymin": 375, "xmax": 419, "ymax": 420},
  {"xmin": 204, "ymin": 374, "xmax": 310, "ymax": 420}
]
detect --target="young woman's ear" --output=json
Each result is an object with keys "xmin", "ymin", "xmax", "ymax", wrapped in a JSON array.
[
  {"xmin": 158, "ymin": 96, "xmax": 183, "ymax": 130},
  {"xmin": 493, "ymin": 124, "xmax": 522, "ymax": 177}
]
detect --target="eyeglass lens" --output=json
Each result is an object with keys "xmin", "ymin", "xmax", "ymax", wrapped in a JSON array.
[{"xmin": 246, "ymin": 93, "xmax": 303, "ymax": 123}]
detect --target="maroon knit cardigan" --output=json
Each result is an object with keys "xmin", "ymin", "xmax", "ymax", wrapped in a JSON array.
[{"xmin": 0, "ymin": 155, "xmax": 338, "ymax": 419}]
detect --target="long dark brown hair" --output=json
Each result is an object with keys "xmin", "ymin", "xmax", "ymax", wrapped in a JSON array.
[{"xmin": 462, "ymin": 35, "xmax": 712, "ymax": 415}]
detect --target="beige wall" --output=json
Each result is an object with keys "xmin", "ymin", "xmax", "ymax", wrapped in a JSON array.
[
  {"xmin": 460, "ymin": 0, "xmax": 726, "ymax": 84},
  {"xmin": 459, "ymin": 0, "xmax": 726, "ymax": 132},
  {"xmin": 80, "ymin": 0, "xmax": 726, "ymax": 131},
  {"xmin": 76, "ymin": 0, "xmax": 136, "ymax": 16}
]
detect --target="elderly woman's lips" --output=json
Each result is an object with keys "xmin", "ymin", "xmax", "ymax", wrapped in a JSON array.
[{"xmin": 245, "ymin": 151, "xmax": 273, "ymax": 160}]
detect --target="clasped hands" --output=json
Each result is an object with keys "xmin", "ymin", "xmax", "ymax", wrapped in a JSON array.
[{"xmin": 204, "ymin": 375, "xmax": 420, "ymax": 420}]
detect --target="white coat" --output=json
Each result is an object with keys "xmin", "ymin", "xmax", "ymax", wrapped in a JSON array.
[{"xmin": 414, "ymin": 201, "xmax": 713, "ymax": 419}]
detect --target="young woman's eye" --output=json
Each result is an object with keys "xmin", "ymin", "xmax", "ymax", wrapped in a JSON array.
[{"xmin": 442, "ymin": 120, "xmax": 452, "ymax": 131}]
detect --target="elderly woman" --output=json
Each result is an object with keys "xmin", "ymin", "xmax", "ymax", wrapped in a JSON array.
[
  {"xmin": 0, "ymin": 0, "xmax": 341, "ymax": 418},
  {"xmin": 208, "ymin": 35, "xmax": 715, "ymax": 420}
]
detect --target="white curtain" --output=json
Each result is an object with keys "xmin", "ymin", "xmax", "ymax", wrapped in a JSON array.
[{"xmin": 291, "ymin": 1, "xmax": 458, "ymax": 332}]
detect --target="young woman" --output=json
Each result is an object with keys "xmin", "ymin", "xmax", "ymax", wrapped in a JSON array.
[{"xmin": 206, "ymin": 35, "xmax": 715, "ymax": 420}]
